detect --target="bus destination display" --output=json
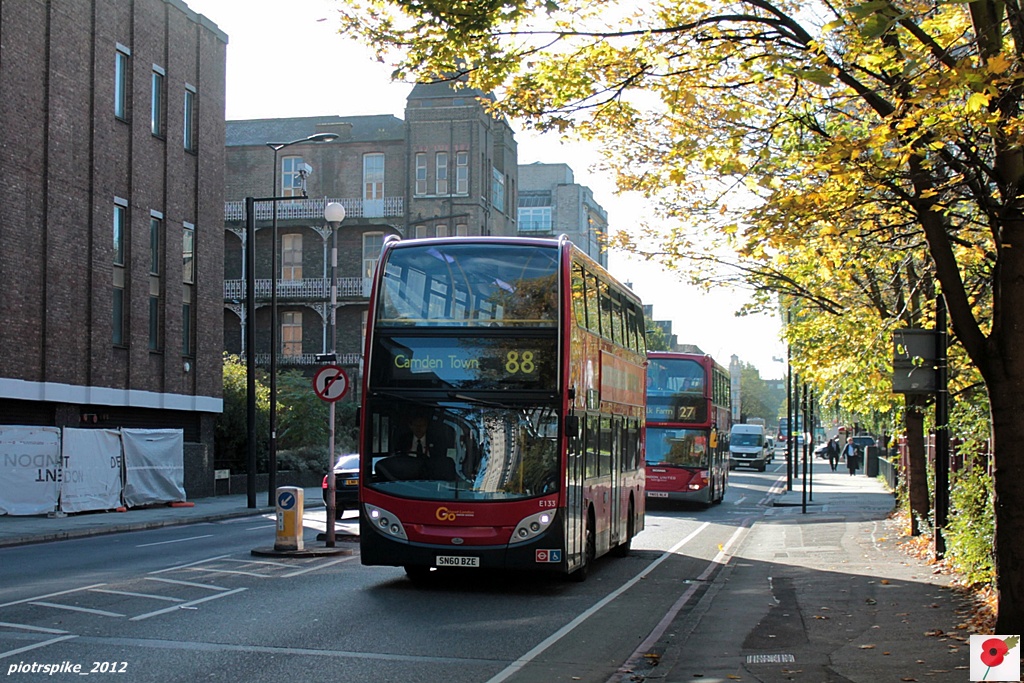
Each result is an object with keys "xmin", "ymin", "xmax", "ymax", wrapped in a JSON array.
[{"xmin": 373, "ymin": 336, "xmax": 557, "ymax": 389}]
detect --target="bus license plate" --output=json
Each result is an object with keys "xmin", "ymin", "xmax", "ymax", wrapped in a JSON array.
[
  {"xmin": 436, "ymin": 555, "xmax": 480, "ymax": 568},
  {"xmin": 648, "ymin": 491, "xmax": 669, "ymax": 498}
]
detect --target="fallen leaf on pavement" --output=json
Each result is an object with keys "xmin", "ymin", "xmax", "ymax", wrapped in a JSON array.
[{"xmin": 859, "ymin": 644, "xmax": 876, "ymax": 649}]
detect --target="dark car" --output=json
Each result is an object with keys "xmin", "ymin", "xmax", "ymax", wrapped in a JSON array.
[
  {"xmin": 322, "ymin": 453, "xmax": 360, "ymax": 518},
  {"xmin": 851, "ymin": 435, "xmax": 877, "ymax": 451}
]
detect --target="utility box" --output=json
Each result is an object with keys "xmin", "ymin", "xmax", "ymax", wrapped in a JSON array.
[{"xmin": 275, "ymin": 486, "xmax": 304, "ymax": 551}]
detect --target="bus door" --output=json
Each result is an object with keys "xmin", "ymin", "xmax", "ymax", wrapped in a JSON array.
[
  {"xmin": 565, "ymin": 413, "xmax": 585, "ymax": 567},
  {"xmin": 610, "ymin": 417, "xmax": 622, "ymax": 546}
]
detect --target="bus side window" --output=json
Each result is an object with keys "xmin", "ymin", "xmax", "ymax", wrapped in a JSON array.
[
  {"xmin": 572, "ymin": 264, "xmax": 588, "ymax": 328},
  {"xmin": 585, "ymin": 415, "xmax": 599, "ymax": 479}
]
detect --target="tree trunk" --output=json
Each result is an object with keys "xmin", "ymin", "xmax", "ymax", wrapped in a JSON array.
[
  {"xmin": 904, "ymin": 398, "xmax": 930, "ymax": 537},
  {"xmin": 987, "ymin": 369, "xmax": 1024, "ymax": 632}
]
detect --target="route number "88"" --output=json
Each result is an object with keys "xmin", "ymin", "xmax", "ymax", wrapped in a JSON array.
[{"xmin": 505, "ymin": 351, "xmax": 536, "ymax": 374}]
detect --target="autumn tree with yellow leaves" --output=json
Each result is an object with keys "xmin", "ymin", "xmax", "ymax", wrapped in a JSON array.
[{"xmin": 332, "ymin": 0, "xmax": 1024, "ymax": 629}]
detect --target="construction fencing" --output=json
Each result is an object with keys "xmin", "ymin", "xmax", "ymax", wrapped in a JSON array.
[{"xmin": 0, "ymin": 426, "xmax": 185, "ymax": 516}]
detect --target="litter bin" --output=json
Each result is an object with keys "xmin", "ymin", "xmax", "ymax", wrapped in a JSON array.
[{"xmin": 864, "ymin": 445, "xmax": 879, "ymax": 477}]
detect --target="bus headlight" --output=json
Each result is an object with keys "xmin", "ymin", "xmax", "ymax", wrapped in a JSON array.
[
  {"xmin": 509, "ymin": 511, "xmax": 554, "ymax": 545},
  {"xmin": 364, "ymin": 503, "xmax": 408, "ymax": 541}
]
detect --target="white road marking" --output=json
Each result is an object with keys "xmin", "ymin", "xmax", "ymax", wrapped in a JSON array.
[
  {"xmin": 89, "ymin": 588, "xmax": 185, "ymax": 603},
  {"xmin": 0, "ymin": 622, "xmax": 69, "ymax": 635},
  {"xmin": 148, "ymin": 554, "xmax": 230, "ymax": 574},
  {"xmin": 0, "ymin": 635, "xmax": 78, "ymax": 660},
  {"xmin": 130, "ymin": 587, "xmax": 247, "ymax": 621},
  {"xmin": 280, "ymin": 556, "xmax": 356, "ymax": 578},
  {"xmin": 143, "ymin": 577, "xmax": 229, "ymax": 591},
  {"xmin": 485, "ymin": 522, "xmax": 713, "ymax": 683},
  {"xmin": 29, "ymin": 601, "xmax": 125, "ymax": 618},
  {"xmin": 0, "ymin": 584, "xmax": 106, "ymax": 609},
  {"xmin": 136, "ymin": 534, "xmax": 213, "ymax": 548}
]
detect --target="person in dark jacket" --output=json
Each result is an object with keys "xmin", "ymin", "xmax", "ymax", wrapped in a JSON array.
[
  {"xmin": 826, "ymin": 437, "xmax": 840, "ymax": 471},
  {"xmin": 842, "ymin": 437, "xmax": 860, "ymax": 475}
]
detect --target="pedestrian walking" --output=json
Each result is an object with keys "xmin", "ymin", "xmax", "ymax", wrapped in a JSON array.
[
  {"xmin": 842, "ymin": 437, "xmax": 860, "ymax": 475},
  {"xmin": 826, "ymin": 437, "xmax": 840, "ymax": 471}
]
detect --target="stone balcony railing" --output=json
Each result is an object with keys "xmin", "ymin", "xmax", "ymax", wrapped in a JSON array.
[
  {"xmin": 255, "ymin": 352, "xmax": 362, "ymax": 367},
  {"xmin": 224, "ymin": 196, "xmax": 403, "ymax": 221},
  {"xmin": 224, "ymin": 277, "xmax": 367, "ymax": 301}
]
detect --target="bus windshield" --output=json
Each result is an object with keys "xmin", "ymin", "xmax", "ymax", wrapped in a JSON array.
[
  {"xmin": 377, "ymin": 243, "xmax": 560, "ymax": 327},
  {"xmin": 647, "ymin": 357, "xmax": 708, "ymax": 423},
  {"xmin": 646, "ymin": 427, "xmax": 708, "ymax": 468},
  {"xmin": 362, "ymin": 399, "xmax": 561, "ymax": 502}
]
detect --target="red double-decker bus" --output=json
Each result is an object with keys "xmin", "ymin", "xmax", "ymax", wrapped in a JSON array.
[
  {"xmin": 358, "ymin": 235, "xmax": 646, "ymax": 581},
  {"xmin": 645, "ymin": 352, "xmax": 731, "ymax": 507}
]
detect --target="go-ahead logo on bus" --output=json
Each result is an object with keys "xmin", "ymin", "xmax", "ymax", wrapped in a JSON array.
[
  {"xmin": 435, "ymin": 506, "xmax": 474, "ymax": 522},
  {"xmin": 535, "ymin": 549, "xmax": 561, "ymax": 563}
]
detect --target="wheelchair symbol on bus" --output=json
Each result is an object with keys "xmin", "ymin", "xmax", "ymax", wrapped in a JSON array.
[{"xmin": 535, "ymin": 549, "xmax": 561, "ymax": 563}]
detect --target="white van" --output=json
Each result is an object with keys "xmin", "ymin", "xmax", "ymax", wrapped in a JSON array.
[{"xmin": 729, "ymin": 423, "xmax": 770, "ymax": 471}]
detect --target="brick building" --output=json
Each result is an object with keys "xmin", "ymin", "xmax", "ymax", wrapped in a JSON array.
[
  {"xmin": 518, "ymin": 162, "xmax": 609, "ymax": 268},
  {"xmin": 0, "ymin": 0, "xmax": 227, "ymax": 492},
  {"xmin": 222, "ymin": 78, "xmax": 519, "ymax": 399}
]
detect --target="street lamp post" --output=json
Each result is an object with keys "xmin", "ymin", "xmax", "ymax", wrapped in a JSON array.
[
  {"xmin": 323, "ymin": 201, "xmax": 346, "ymax": 547},
  {"xmin": 265, "ymin": 132, "xmax": 337, "ymax": 507}
]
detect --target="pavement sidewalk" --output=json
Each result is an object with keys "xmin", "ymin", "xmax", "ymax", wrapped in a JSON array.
[{"xmin": 628, "ymin": 456, "xmax": 975, "ymax": 683}]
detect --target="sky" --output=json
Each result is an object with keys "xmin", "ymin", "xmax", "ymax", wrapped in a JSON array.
[{"xmin": 187, "ymin": 0, "xmax": 788, "ymax": 379}]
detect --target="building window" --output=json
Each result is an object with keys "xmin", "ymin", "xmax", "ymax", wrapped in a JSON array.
[
  {"xmin": 150, "ymin": 215, "xmax": 162, "ymax": 275},
  {"xmin": 436, "ymin": 224, "xmax": 449, "ymax": 237},
  {"xmin": 518, "ymin": 207, "xmax": 552, "ymax": 233},
  {"xmin": 182, "ymin": 223, "xmax": 194, "ymax": 284},
  {"xmin": 115, "ymin": 45, "xmax": 130, "ymax": 120},
  {"xmin": 281, "ymin": 156, "xmax": 304, "ymax": 197},
  {"xmin": 282, "ymin": 234, "xmax": 302, "ymax": 280},
  {"xmin": 456, "ymin": 151, "xmax": 469, "ymax": 195},
  {"xmin": 113, "ymin": 202, "xmax": 127, "ymax": 265},
  {"xmin": 435, "ymin": 152, "xmax": 448, "ymax": 195},
  {"xmin": 415, "ymin": 224, "xmax": 428, "ymax": 239},
  {"xmin": 182, "ymin": 223, "xmax": 194, "ymax": 357},
  {"xmin": 492, "ymin": 167, "xmax": 505, "ymax": 212},
  {"xmin": 415, "ymin": 153, "xmax": 427, "ymax": 196},
  {"xmin": 363, "ymin": 153, "xmax": 384, "ymax": 201},
  {"xmin": 455, "ymin": 223, "xmax": 468, "ymax": 236},
  {"xmin": 149, "ymin": 213, "xmax": 163, "ymax": 351},
  {"xmin": 183, "ymin": 85, "xmax": 197, "ymax": 153},
  {"xmin": 151, "ymin": 66, "xmax": 165, "ymax": 137},
  {"xmin": 282, "ymin": 311, "xmax": 302, "ymax": 357},
  {"xmin": 113, "ymin": 198, "xmax": 128, "ymax": 346},
  {"xmin": 363, "ymin": 232, "xmax": 384, "ymax": 294}
]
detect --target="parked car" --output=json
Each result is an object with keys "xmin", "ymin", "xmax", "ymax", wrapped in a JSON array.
[
  {"xmin": 814, "ymin": 442, "xmax": 829, "ymax": 459},
  {"xmin": 851, "ymin": 435, "xmax": 877, "ymax": 451},
  {"xmin": 322, "ymin": 453, "xmax": 360, "ymax": 518}
]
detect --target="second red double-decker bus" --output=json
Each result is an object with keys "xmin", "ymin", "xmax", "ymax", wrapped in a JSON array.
[
  {"xmin": 645, "ymin": 352, "xmax": 731, "ymax": 507},
  {"xmin": 358, "ymin": 235, "xmax": 646, "ymax": 581}
]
